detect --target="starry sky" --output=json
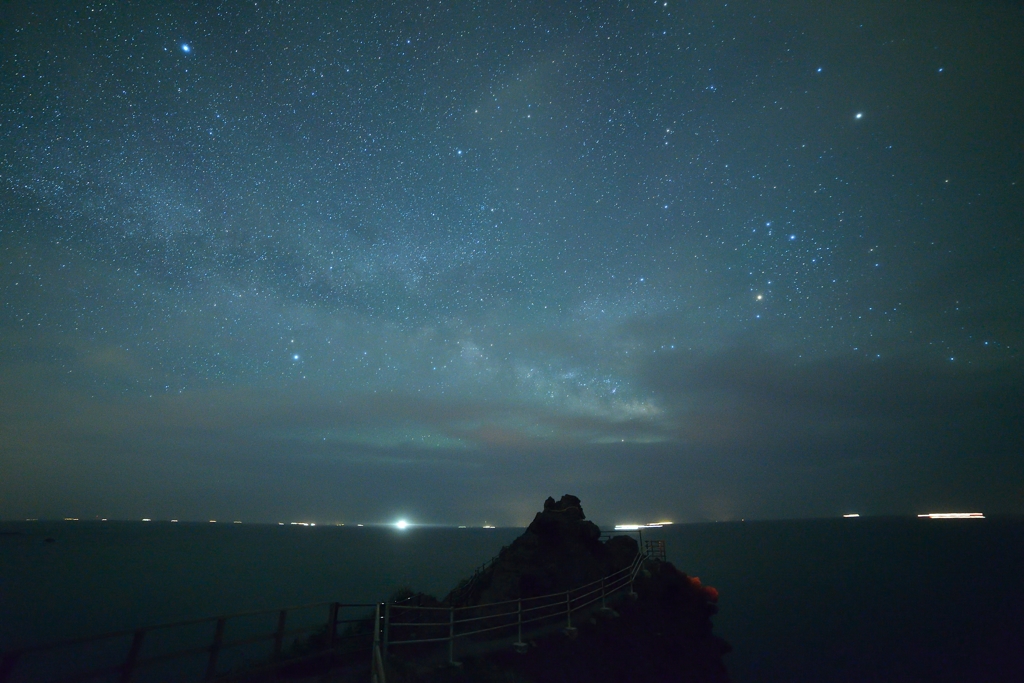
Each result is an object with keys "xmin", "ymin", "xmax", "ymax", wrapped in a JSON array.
[{"xmin": 1, "ymin": 0, "xmax": 1022, "ymax": 526}]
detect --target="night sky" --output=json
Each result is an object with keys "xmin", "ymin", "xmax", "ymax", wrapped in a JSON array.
[{"xmin": 1, "ymin": 1, "xmax": 1022, "ymax": 526}]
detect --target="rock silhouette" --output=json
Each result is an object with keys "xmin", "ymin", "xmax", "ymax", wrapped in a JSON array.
[
  {"xmin": 384, "ymin": 494, "xmax": 731, "ymax": 683},
  {"xmin": 447, "ymin": 494, "xmax": 637, "ymax": 606}
]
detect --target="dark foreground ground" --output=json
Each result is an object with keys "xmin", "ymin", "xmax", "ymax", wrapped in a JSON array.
[
  {"xmin": 385, "ymin": 562, "xmax": 730, "ymax": 683},
  {"xmin": 250, "ymin": 558, "xmax": 729, "ymax": 683}
]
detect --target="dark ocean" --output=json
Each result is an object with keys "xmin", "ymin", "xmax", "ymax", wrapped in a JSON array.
[{"xmin": 2, "ymin": 517, "xmax": 1022, "ymax": 682}]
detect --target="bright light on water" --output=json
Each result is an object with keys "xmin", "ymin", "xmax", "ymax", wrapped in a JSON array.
[
  {"xmin": 918, "ymin": 512, "xmax": 984, "ymax": 519},
  {"xmin": 395, "ymin": 519, "xmax": 408, "ymax": 530}
]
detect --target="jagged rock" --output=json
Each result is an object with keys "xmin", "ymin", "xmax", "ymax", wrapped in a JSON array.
[
  {"xmin": 526, "ymin": 494, "xmax": 600, "ymax": 542},
  {"xmin": 452, "ymin": 494, "xmax": 637, "ymax": 606},
  {"xmin": 385, "ymin": 495, "xmax": 731, "ymax": 683}
]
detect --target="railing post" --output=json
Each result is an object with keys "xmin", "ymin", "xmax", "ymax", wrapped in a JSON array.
[
  {"xmin": 563, "ymin": 589, "xmax": 578, "ymax": 638},
  {"xmin": 327, "ymin": 602, "xmax": 339, "ymax": 649},
  {"xmin": 512, "ymin": 597, "xmax": 528, "ymax": 653},
  {"xmin": 629, "ymin": 551, "xmax": 640, "ymax": 598},
  {"xmin": 382, "ymin": 603, "xmax": 390, "ymax": 656},
  {"xmin": 373, "ymin": 645, "xmax": 386, "ymax": 683},
  {"xmin": 518, "ymin": 598, "xmax": 523, "ymax": 644},
  {"xmin": 448, "ymin": 606, "xmax": 455, "ymax": 664},
  {"xmin": 373, "ymin": 604, "xmax": 381, "ymax": 649},
  {"xmin": 601, "ymin": 576, "xmax": 607, "ymax": 609},
  {"xmin": 371, "ymin": 604, "xmax": 382, "ymax": 683},
  {"xmin": 203, "ymin": 618, "xmax": 226, "ymax": 682},
  {"xmin": 273, "ymin": 609, "xmax": 287, "ymax": 656},
  {"xmin": 119, "ymin": 628, "xmax": 145, "ymax": 683}
]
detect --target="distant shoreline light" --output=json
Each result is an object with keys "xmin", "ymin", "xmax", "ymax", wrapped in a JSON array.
[
  {"xmin": 614, "ymin": 522, "xmax": 671, "ymax": 530},
  {"xmin": 843, "ymin": 514, "xmax": 860, "ymax": 518},
  {"xmin": 918, "ymin": 512, "xmax": 984, "ymax": 519}
]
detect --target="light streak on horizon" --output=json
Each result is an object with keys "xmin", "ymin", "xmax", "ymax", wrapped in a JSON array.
[{"xmin": 917, "ymin": 512, "xmax": 984, "ymax": 519}]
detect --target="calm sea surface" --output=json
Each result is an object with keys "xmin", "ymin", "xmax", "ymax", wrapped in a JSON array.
[{"xmin": 2, "ymin": 517, "xmax": 1022, "ymax": 682}]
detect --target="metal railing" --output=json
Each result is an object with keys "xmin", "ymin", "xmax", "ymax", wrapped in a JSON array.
[
  {"xmin": 0, "ymin": 601, "xmax": 377, "ymax": 683},
  {"xmin": 445, "ymin": 547, "xmax": 506, "ymax": 606},
  {"xmin": 644, "ymin": 539, "xmax": 667, "ymax": 562},
  {"xmin": 383, "ymin": 549, "xmax": 648, "ymax": 664},
  {"xmin": 2, "ymin": 545, "xmax": 657, "ymax": 683}
]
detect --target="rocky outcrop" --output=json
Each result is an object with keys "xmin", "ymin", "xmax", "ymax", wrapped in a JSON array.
[
  {"xmin": 448, "ymin": 495, "xmax": 638, "ymax": 606},
  {"xmin": 383, "ymin": 495, "xmax": 730, "ymax": 683}
]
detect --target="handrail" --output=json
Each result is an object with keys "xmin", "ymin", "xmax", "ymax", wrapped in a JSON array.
[
  {"xmin": 384, "ymin": 548, "xmax": 650, "ymax": 664},
  {"xmin": 446, "ymin": 545, "xmax": 509, "ymax": 605},
  {"xmin": 0, "ymin": 601, "xmax": 379, "ymax": 683},
  {"xmin": 392, "ymin": 552, "xmax": 644, "ymax": 615},
  {"xmin": 1, "ymin": 540, "xmax": 659, "ymax": 683},
  {"xmin": 370, "ymin": 604, "xmax": 386, "ymax": 683},
  {"xmin": 3, "ymin": 600, "xmax": 377, "ymax": 658}
]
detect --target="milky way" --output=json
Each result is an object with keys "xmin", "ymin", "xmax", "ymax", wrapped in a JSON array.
[{"xmin": 1, "ymin": 1, "xmax": 1021, "ymax": 524}]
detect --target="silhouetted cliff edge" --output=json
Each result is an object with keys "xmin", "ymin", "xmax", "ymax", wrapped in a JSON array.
[{"xmin": 387, "ymin": 495, "xmax": 731, "ymax": 683}]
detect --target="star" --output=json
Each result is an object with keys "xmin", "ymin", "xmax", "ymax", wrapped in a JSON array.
[{"xmin": 181, "ymin": 43, "xmax": 191, "ymax": 54}]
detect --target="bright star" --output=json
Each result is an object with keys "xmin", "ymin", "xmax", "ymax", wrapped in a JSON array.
[
  {"xmin": 855, "ymin": 112, "xmax": 863, "ymax": 119},
  {"xmin": 292, "ymin": 354, "xmax": 300, "ymax": 361},
  {"xmin": 181, "ymin": 43, "xmax": 191, "ymax": 53},
  {"xmin": 395, "ymin": 519, "xmax": 408, "ymax": 530}
]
